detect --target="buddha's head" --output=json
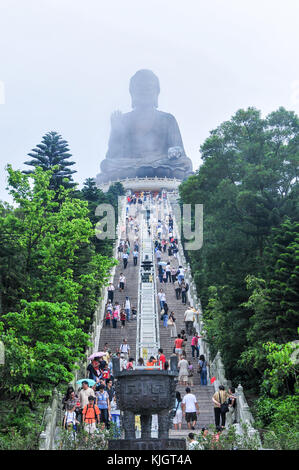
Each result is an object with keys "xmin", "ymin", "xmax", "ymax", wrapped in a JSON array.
[{"xmin": 129, "ymin": 69, "xmax": 160, "ymax": 109}]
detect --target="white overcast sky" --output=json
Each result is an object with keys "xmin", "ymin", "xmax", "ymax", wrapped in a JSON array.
[{"xmin": 1, "ymin": 0, "xmax": 299, "ymax": 202}]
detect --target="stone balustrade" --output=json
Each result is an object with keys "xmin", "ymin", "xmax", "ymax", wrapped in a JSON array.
[{"xmin": 39, "ymin": 389, "xmax": 59, "ymax": 450}]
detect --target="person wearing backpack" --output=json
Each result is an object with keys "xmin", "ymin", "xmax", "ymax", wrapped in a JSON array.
[
  {"xmin": 212, "ymin": 385, "xmax": 229, "ymax": 429},
  {"xmin": 120, "ymin": 338, "xmax": 130, "ymax": 360},
  {"xmin": 82, "ymin": 396, "xmax": 100, "ymax": 435},
  {"xmin": 198, "ymin": 354, "xmax": 208, "ymax": 385},
  {"xmin": 63, "ymin": 404, "xmax": 80, "ymax": 435}
]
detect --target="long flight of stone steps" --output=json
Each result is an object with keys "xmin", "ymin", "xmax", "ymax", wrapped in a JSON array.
[
  {"xmin": 156, "ymin": 238, "xmax": 215, "ymax": 438},
  {"xmin": 96, "ymin": 199, "xmax": 215, "ymax": 441},
  {"xmin": 98, "ymin": 206, "xmax": 140, "ymax": 360}
]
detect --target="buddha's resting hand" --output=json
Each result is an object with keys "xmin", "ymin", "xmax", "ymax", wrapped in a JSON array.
[{"xmin": 168, "ymin": 146, "xmax": 183, "ymax": 160}]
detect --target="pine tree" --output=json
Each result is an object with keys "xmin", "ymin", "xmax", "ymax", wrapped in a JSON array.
[{"xmin": 24, "ymin": 131, "xmax": 76, "ymax": 190}]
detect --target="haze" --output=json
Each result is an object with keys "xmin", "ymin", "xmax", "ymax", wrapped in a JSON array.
[{"xmin": 1, "ymin": 0, "xmax": 299, "ymax": 202}]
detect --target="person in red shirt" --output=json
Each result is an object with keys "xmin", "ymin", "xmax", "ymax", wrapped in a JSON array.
[
  {"xmin": 126, "ymin": 357, "xmax": 134, "ymax": 370},
  {"xmin": 158, "ymin": 348, "xmax": 166, "ymax": 369},
  {"xmin": 101, "ymin": 365, "xmax": 110, "ymax": 382},
  {"xmin": 174, "ymin": 334, "xmax": 184, "ymax": 357},
  {"xmin": 120, "ymin": 309, "xmax": 126, "ymax": 328}
]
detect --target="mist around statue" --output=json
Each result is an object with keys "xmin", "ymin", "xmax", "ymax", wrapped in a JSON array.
[{"xmin": 97, "ymin": 69, "xmax": 193, "ymax": 184}]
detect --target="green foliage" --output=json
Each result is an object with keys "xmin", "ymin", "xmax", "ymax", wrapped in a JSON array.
[
  {"xmin": 0, "ymin": 401, "xmax": 44, "ymax": 450},
  {"xmin": 180, "ymin": 106, "xmax": 299, "ymax": 388},
  {"xmin": 194, "ymin": 422, "xmax": 261, "ymax": 450},
  {"xmin": 254, "ymin": 395, "xmax": 299, "ymax": 450},
  {"xmin": 1, "ymin": 301, "xmax": 88, "ymax": 400},
  {"xmin": 0, "ymin": 166, "xmax": 115, "ymax": 407},
  {"xmin": 58, "ymin": 424, "xmax": 117, "ymax": 450}
]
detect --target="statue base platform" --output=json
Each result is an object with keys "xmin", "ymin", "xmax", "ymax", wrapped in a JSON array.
[
  {"xmin": 108, "ymin": 438, "xmax": 186, "ymax": 451},
  {"xmin": 95, "ymin": 176, "xmax": 181, "ymax": 193}
]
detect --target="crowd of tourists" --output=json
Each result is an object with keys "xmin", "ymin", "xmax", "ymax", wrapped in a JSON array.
[{"xmin": 62, "ymin": 190, "xmax": 237, "ymax": 446}]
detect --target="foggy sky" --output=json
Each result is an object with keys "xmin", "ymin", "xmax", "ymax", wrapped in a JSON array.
[{"xmin": 1, "ymin": 0, "xmax": 299, "ymax": 203}]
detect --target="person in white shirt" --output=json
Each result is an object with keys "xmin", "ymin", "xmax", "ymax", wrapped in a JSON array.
[
  {"xmin": 184, "ymin": 304, "xmax": 195, "ymax": 336},
  {"xmin": 133, "ymin": 250, "xmax": 138, "ymax": 266},
  {"xmin": 155, "ymin": 249, "xmax": 162, "ymax": 262},
  {"xmin": 63, "ymin": 405, "xmax": 79, "ymax": 433},
  {"xmin": 107, "ymin": 283, "xmax": 115, "ymax": 303},
  {"xmin": 188, "ymin": 433, "xmax": 201, "ymax": 450},
  {"xmin": 119, "ymin": 273, "xmax": 126, "ymax": 292},
  {"xmin": 120, "ymin": 354, "xmax": 127, "ymax": 371},
  {"xmin": 182, "ymin": 387, "xmax": 199, "ymax": 430},
  {"xmin": 125, "ymin": 297, "xmax": 131, "ymax": 322},
  {"xmin": 165, "ymin": 262, "xmax": 171, "ymax": 283},
  {"xmin": 79, "ymin": 381, "xmax": 96, "ymax": 410},
  {"xmin": 122, "ymin": 252, "xmax": 129, "ymax": 269},
  {"xmin": 110, "ymin": 395, "xmax": 121, "ymax": 437},
  {"xmin": 120, "ymin": 339, "xmax": 130, "ymax": 360},
  {"xmin": 177, "ymin": 266, "xmax": 185, "ymax": 283},
  {"xmin": 158, "ymin": 289, "xmax": 166, "ymax": 310}
]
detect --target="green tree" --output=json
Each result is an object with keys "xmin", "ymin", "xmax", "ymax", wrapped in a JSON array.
[
  {"xmin": 24, "ymin": 131, "xmax": 76, "ymax": 190},
  {"xmin": 0, "ymin": 165, "xmax": 115, "ymax": 406},
  {"xmin": 179, "ymin": 106, "xmax": 299, "ymax": 386}
]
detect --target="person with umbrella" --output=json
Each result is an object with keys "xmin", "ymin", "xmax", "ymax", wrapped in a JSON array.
[{"xmin": 87, "ymin": 358, "xmax": 101, "ymax": 383}]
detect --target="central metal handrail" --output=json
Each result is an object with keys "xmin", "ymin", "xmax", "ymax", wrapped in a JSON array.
[{"xmin": 136, "ymin": 200, "xmax": 160, "ymax": 363}]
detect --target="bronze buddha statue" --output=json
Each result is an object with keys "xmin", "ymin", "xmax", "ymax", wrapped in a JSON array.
[{"xmin": 98, "ymin": 69, "xmax": 193, "ymax": 183}]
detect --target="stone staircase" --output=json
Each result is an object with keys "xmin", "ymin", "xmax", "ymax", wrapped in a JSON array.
[
  {"xmin": 96, "ymin": 200, "xmax": 215, "ymax": 441},
  {"xmin": 157, "ymin": 243, "xmax": 215, "ymax": 437},
  {"xmin": 98, "ymin": 206, "xmax": 140, "ymax": 359}
]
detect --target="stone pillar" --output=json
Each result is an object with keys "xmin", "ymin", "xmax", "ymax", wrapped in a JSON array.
[
  {"xmin": 123, "ymin": 410, "xmax": 136, "ymax": 439},
  {"xmin": 158, "ymin": 409, "xmax": 170, "ymax": 439}
]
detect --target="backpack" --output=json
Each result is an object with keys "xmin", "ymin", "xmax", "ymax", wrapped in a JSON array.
[
  {"xmin": 83, "ymin": 404, "xmax": 99, "ymax": 424},
  {"xmin": 219, "ymin": 392, "xmax": 229, "ymax": 414}
]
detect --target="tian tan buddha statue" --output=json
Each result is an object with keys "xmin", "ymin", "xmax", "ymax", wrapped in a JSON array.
[{"xmin": 97, "ymin": 69, "xmax": 193, "ymax": 183}]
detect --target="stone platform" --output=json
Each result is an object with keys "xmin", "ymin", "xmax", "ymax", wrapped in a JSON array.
[{"xmin": 95, "ymin": 176, "xmax": 181, "ymax": 193}]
